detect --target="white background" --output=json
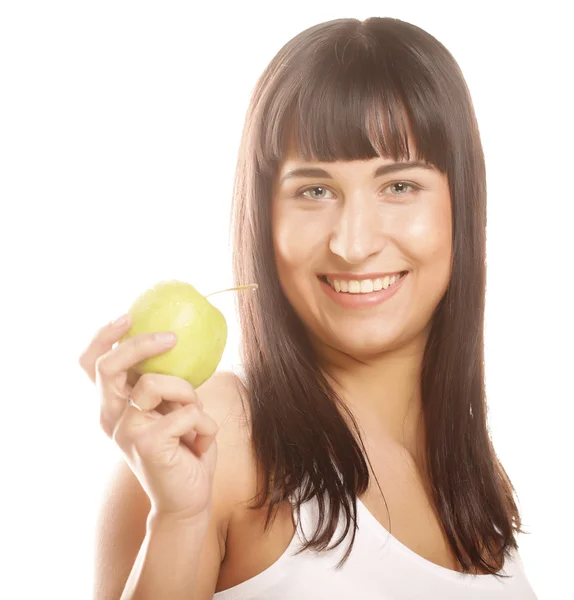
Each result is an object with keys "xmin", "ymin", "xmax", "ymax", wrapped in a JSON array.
[{"xmin": 1, "ymin": 1, "xmax": 571, "ymax": 598}]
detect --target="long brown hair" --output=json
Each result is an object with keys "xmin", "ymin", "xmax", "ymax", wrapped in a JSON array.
[{"xmin": 230, "ymin": 17, "xmax": 526, "ymax": 576}]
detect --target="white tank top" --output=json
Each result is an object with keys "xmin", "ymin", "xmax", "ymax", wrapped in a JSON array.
[
  {"xmin": 213, "ymin": 494, "xmax": 537, "ymax": 599},
  {"xmin": 217, "ymin": 369, "xmax": 538, "ymax": 599}
]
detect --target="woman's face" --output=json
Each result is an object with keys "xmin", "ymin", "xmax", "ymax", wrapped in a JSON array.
[{"xmin": 271, "ymin": 143, "xmax": 453, "ymax": 359}]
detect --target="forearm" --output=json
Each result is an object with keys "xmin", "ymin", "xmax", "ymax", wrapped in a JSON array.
[{"xmin": 121, "ymin": 511, "xmax": 209, "ymax": 600}]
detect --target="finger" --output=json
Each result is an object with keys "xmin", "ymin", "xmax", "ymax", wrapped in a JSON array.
[
  {"xmin": 113, "ymin": 403, "xmax": 217, "ymax": 460},
  {"xmin": 154, "ymin": 389, "xmax": 204, "ymax": 421},
  {"xmin": 95, "ymin": 331, "xmax": 178, "ymax": 382},
  {"xmin": 99, "ymin": 373, "xmax": 188, "ymax": 440},
  {"xmin": 79, "ymin": 314, "xmax": 132, "ymax": 382},
  {"xmin": 111, "ymin": 397, "xmax": 161, "ymax": 454},
  {"xmin": 155, "ymin": 400, "xmax": 183, "ymax": 416},
  {"xmin": 193, "ymin": 432, "xmax": 216, "ymax": 455},
  {"xmin": 157, "ymin": 404, "xmax": 218, "ymax": 455},
  {"xmin": 130, "ymin": 374, "xmax": 198, "ymax": 412}
]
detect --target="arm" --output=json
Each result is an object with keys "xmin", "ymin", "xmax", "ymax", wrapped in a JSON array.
[
  {"xmin": 94, "ymin": 461, "xmax": 222, "ymax": 600},
  {"xmin": 93, "ymin": 372, "xmax": 246, "ymax": 600}
]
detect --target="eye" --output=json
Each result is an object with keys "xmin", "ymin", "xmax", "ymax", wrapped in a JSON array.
[
  {"xmin": 383, "ymin": 181, "xmax": 420, "ymax": 196},
  {"xmin": 297, "ymin": 186, "xmax": 336, "ymax": 201},
  {"xmin": 296, "ymin": 181, "xmax": 420, "ymax": 201}
]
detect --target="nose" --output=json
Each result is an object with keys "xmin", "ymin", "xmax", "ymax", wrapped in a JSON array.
[{"xmin": 328, "ymin": 197, "xmax": 385, "ymax": 264}]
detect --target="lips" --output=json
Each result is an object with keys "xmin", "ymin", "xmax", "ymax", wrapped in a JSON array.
[{"xmin": 318, "ymin": 271, "xmax": 409, "ymax": 308}]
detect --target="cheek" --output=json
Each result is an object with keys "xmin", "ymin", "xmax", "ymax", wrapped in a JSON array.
[
  {"xmin": 398, "ymin": 202, "xmax": 452, "ymax": 266},
  {"xmin": 273, "ymin": 210, "xmax": 327, "ymax": 275}
]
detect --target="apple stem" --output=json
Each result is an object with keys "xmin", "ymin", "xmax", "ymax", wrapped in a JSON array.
[{"xmin": 206, "ymin": 283, "xmax": 259, "ymax": 298}]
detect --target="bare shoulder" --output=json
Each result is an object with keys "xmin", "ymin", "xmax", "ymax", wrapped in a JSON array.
[
  {"xmin": 197, "ymin": 369, "xmax": 251, "ymax": 434},
  {"xmin": 197, "ymin": 370, "xmax": 256, "ymax": 520}
]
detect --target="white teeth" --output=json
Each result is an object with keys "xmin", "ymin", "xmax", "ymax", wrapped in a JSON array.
[
  {"xmin": 326, "ymin": 272, "xmax": 405, "ymax": 294},
  {"xmin": 348, "ymin": 280, "xmax": 361, "ymax": 293},
  {"xmin": 360, "ymin": 279, "xmax": 374, "ymax": 293}
]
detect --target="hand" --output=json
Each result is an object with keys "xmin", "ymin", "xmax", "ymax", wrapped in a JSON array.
[{"xmin": 79, "ymin": 315, "xmax": 219, "ymax": 522}]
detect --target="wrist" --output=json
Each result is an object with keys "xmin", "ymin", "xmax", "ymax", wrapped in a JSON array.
[{"xmin": 147, "ymin": 506, "xmax": 211, "ymax": 533}]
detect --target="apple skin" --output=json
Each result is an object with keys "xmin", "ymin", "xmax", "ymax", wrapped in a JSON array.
[{"xmin": 121, "ymin": 280, "xmax": 227, "ymax": 389}]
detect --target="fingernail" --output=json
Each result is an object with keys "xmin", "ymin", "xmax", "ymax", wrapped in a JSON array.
[
  {"xmin": 112, "ymin": 314, "xmax": 130, "ymax": 328},
  {"xmin": 155, "ymin": 332, "xmax": 177, "ymax": 344}
]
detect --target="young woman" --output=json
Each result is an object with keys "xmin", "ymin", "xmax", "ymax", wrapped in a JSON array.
[{"xmin": 79, "ymin": 17, "xmax": 538, "ymax": 599}]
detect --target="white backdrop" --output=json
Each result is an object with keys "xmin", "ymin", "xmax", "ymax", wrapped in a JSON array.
[{"xmin": 1, "ymin": 1, "xmax": 571, "ymax": 598}]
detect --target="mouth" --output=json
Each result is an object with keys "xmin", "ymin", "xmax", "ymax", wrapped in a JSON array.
[{"xmin": 317, "ymin": 271, "xmax": 408, "ymax": 294}]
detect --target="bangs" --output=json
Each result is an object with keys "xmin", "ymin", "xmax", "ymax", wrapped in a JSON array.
[{"xmin": 255, "ymin": 36, "xmax": 449, "ymax": 173}]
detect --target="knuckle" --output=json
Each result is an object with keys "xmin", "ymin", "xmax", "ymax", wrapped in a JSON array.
[
  {"xmin": 187, "ymin": 403, "xmax": 202, "ymax": 421},
  {"xmin": 184, "ymin": 379, "xmax": 198, "ymax": 397},
  {"xmin": 132, "ymin": 335, "xmax": 150, "ymax": 355},
  {"xmin": 187, "ymin": 404, "xmax": 199, "ymax": 423},
  {"xmin": 137, "ymin": 373, "xmax": 157, "ymax": 395},
  {"xmin": 95, "ymin": 355, "xmax": 112, "ymax": 378},
  {"xmin": 176, "ymin": 378, "xmax": 197, "ymax": 403},
  {"xmin": 204, "ymin": 414, "xmax": 219, "ymax": 434}
]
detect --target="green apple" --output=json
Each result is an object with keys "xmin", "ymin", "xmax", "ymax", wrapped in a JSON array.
[{"xmin": 121, "ymin": 280, "xmax": 228, "ymax": 389}]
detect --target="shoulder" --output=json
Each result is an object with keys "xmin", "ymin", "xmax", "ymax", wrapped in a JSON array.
[
  {"xmin": 197, "ymin": 370, "xmax": 251, "ymax": 431},
  {"xmin": 196, "ymin": 370, "xmax": 252, "ymax": 464},
  {"xmin": 196, "ymin": 370, "xmax": 257, "ymax": 533}
]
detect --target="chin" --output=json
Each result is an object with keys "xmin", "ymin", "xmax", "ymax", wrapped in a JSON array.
[{"xmin": 324, "ymin": 325, "xmax": 408, "ymax": 359}]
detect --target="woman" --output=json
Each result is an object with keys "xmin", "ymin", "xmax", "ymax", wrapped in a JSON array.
[{"xmin": 79, "ymin": 17, "xmax": 538, "ymax": 599}]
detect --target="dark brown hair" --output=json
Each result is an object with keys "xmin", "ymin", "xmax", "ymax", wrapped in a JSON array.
[{"xmin": 230, "ymin": 17, "xmax": 526, "ymax": 576}]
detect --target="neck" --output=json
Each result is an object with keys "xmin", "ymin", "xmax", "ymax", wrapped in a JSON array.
[{"xmin": 317, "ymin": 334, "xmax": 428, "ymax": 469}]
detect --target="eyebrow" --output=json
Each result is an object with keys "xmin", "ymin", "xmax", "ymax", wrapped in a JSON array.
[{"xmin": 279, "ymin": 161, "xmax": 436, "ymax": 185}]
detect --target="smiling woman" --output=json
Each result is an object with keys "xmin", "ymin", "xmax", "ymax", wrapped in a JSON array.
[
  {"xmin": 229, "ymin": 15, "xmax": 536, "ymax": 595},
  {"xmin": 85, "ymin": 15, "xmax": 538, "ymax": 600}
]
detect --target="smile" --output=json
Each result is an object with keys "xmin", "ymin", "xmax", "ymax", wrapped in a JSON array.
[
  {"xmin": 317, "ymin": 271, "xmax": 409, "ymax": 308},
  {"xmin": 318, "ymin": 271, "xmax": 408, "ymax": 294}
]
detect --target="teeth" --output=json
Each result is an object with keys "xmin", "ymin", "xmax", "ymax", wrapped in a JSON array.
[
  {"xmin": 348, "ymin": 280, "xmax": 360, "ymax": 293},
  {"xmin": 360, "ymin": 279, "xmax": 374, "ymax": 293},
  {"xmin": 325, "ymin": 273, "xmax": 405, "ymax": 294}
]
